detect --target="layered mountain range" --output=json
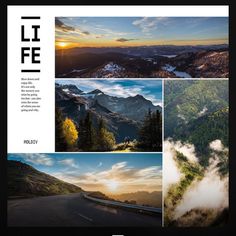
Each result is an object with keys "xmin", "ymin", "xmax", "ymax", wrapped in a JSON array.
[
  {"xmin": 111, "ymin": 191, "xmax": 162, "ymax": 208},
  {"xmin": 55, "ymin": 45, "xmax": 228, "ymax": 78},
  {"xmin": 56, "ymin": 83, "xmax": 161, "ymax": 143}
]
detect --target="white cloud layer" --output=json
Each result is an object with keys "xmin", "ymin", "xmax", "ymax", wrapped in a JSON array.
[
  {"xmin": 164, "ymin": 139, "xmax": 198, "ymax": 164},
  {"xmin": 164, "ymin": 139, "xmax": 228, "ymax": 221},
  {"xmin": 174, "ymin": 157, "xmax": 228, "ymax": 219},
  {"xmin": 209, "ymin": 139, "xmax": 224, "ymax": 152},
  {"xmin": 163, "ymin": 140, "xmax": 183, "ymax": 195},
  {"xmin": 132, "ymin": 17, "xmax": 169, "ymax": 34},
  {"xmin": 52, "ymin": 161, "xmax": 162, "ymax": 193},
  {"xmin": 19, "ymin": 153, "xmax": 54, "ymax": 166},
  {"xmin": 58, "ymin": 158, "xmax": 78, "ymax": 168},
  {"xmin": 56, "ymin": 80, "xmax": 162, "ymax": 106}
]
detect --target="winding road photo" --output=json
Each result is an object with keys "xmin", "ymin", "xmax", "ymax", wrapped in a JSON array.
[{"xmin": 8, "ymin": 193, "xmax": 162, "ymax": 227}]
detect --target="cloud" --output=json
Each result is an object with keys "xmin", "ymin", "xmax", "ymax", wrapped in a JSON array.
[
  {"xmin": 66, "ymin": 80, "xmax": 144, "ymax": 98},
  {"xmin": 18, "ymin": 153, "xmax": 54, "ymax": 166},
  {"xmin": 56, "ymin": 80, "xmax": 162, "ymax": 106},
  {"xmin": 174, "ymin": 156, "xmax": 228, "ymax": 219},
  {"xmin": 177, "ymin": 113, "xmax": 186, "ymax": 121},
  {"xmin": 163, "ymin": 140, "xmax": 183, "ymax": 194},
  {"xmin": 82, "ymin": 161, "xmax": 161, "ymax": 185},
  {"xmin": 82, "ymin": 31, "xmax": 90, "ymax": 35},
  {"xmin": 97, "ymin": 162, "xmax": 103, "ymax": 167},
  {"xmin": 166, "ymin": 139, "xmax": 198, "ymax": 163},
  {"xmin": 163, "ymin": 139, "xmax": 200, "ymax": 195},
  {"xmin": 143, "ymin": 94, "xmax": 162, "ymax": 107},
  {"xmin": 164, "ymin": 139, "xmax": 228, "ymax": 222},
  {"xmin": 116, "ymin": 38, "xmax": 136, "ymax": 42},
  {"xmin": 136, "ymin": 166, "xmax": 162, "ymax": 179},
  {"xmin": 55, "ymin": 18, "xmax": 92, "ymax": 37},
  {"xmin": 95, "ymin": 35, "xmax": 103, "ymax": 39},
  {"xmin": 209, "ymin": 139, "xmax": 225, "ymax": 152},
  {"xmin": 52, "ymin": 161, "xmax": 162, "ymax": 193},
  {"xmin": 132, "ymin": 17, "xmax": 169, "ymax": 34},
  {"xmin": 94, "ymin": 26, "xmax": 130, "ymax": 37},
  {"xmin": 55, "ymin": 18, "xmax": 75, "ymax": 32},
  {"xmin": 58, "ymin": 158, "xmax": 78, "ymax": 168},
  {"xmin": 198, "ymin": 106, "xmax": 208, "ymax": 117}
]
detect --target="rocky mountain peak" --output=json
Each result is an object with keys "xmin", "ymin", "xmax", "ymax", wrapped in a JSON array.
[{"xmin": 88, "ymin": 89, "xmax": 104, "ymax": 95}]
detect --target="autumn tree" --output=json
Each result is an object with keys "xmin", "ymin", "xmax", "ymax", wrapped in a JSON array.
[{"xmin": 62, "ymin": 117, "xmax": 78, "ymax": 147}]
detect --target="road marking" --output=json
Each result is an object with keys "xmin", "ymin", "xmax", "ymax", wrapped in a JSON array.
[{"xmin": 76, "ymin": 213, "xmax": 93, "ymax": 222}]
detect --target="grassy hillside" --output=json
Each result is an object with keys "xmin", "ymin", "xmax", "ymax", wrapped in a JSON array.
[{"xmin": 8, "ymin": 160, "xmax": 82, "ymax": 198}]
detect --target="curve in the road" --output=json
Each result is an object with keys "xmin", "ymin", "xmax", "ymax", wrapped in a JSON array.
[{"xmin": 8, "ymin": 193, "xmax": 162, "ymax": 227}]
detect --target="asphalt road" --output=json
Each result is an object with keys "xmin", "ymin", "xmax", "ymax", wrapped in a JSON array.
[{"xmin": 8, "ymin": 193, "xmax": 162, "ymax": 227}]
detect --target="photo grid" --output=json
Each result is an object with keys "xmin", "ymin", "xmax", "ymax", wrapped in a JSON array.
[{"xmin": 8, "ymin": 16, "xmax": 228, "ymax": 227}]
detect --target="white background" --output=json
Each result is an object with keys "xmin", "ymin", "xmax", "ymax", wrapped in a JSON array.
[{"xmin": 7, "ymin": 5, "xmax": 228, "ymax": 153}]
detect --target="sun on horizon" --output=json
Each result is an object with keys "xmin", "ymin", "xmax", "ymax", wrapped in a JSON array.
[
  {"xmin": 55, "ymin": 17, "xmax": 228, "ymax": 49},
  {"xmin": 105, "ymin": 180, "xmax": 120, "ymax": 193}
]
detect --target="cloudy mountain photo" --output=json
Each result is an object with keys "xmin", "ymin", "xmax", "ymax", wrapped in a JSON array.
[
  {"xmin": 164, "ymin": 80, "xmax": 228, "ymax": 226},
  {"xmin": 55, "ymin": 80, "xmax": 162, "ymax": 152}
]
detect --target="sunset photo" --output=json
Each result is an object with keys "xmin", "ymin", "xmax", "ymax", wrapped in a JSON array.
[
  {"xmin": 8, "ymin": 153, "xmax": 162, "ymax": 226},
  {"xmin": 55, "ymin": 17, "xmax": 228, "ymax": 78}
]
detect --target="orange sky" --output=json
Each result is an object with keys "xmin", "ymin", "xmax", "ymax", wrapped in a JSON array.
[{"xmin": 55, "ymin": 38, "xmax": 228, "ymax": 50}]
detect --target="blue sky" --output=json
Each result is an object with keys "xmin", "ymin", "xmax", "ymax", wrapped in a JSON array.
[
  {"xmin": 55, "ymin": 17, "xmax": 228, "ymax": 47},
  {"xmin": 8, "ymin": 153, "xmax": 162, "ymax": 194},
  {"xmin": 56, "ymin": 79, "xmax": 162, "ymax": 106}
]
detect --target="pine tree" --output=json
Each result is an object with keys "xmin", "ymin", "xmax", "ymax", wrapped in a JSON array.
[
  {"xmin": 96, "ymin": 117, "xmax": 116, "ymax": 151},
  {"xmin": 84, "ymin": 112, "xmax": 96, "ymax": 150},
  {"xmin": 78, "ymin": 119, "xmax": 86, "ymax": 150},
  {"xmin": 138, "ymin": 108, "xmax": 152, "ymax": 148},
  {"xmin": 55, "ymin": 107, "xmax": 68, "ymax": 151},
  {"xmin": 138, "ymin": 109, "xmax": 162, "ymax": 151},
  {"xmin": 78, "ymin": 112, "xmax": 96, "ymax": 151},
  {"xmin": 155, "ymin": 110, "xmax": 162, "ymax": 150}
]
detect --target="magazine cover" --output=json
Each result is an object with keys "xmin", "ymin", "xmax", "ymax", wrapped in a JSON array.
[{"xmin": 4, "ymin": 4, "xmax": 231, "ymax": 234}]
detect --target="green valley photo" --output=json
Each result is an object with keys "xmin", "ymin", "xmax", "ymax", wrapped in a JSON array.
[{"xmin": 164, "ymin": 80, "xmax": 228, "ymax": 227}]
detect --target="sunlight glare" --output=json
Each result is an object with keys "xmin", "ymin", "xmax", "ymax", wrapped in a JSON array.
[
  {"xmin": 106, "ymin": 180, "xmax": 119, "ymax": 192},
  {"xmin": 58, "ymin": 42, "xmax": 67, "ymax": 48}
]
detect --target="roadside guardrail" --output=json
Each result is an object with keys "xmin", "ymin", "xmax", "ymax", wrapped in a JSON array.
[{"xmin": 83, "ymin": 193, "xmax": 162, "ymax": 215}]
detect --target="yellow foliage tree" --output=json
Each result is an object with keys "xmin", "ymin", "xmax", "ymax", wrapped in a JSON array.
[{"xmin": 62, "ymin": 118, "xmax": 78, "ymax": 146}]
